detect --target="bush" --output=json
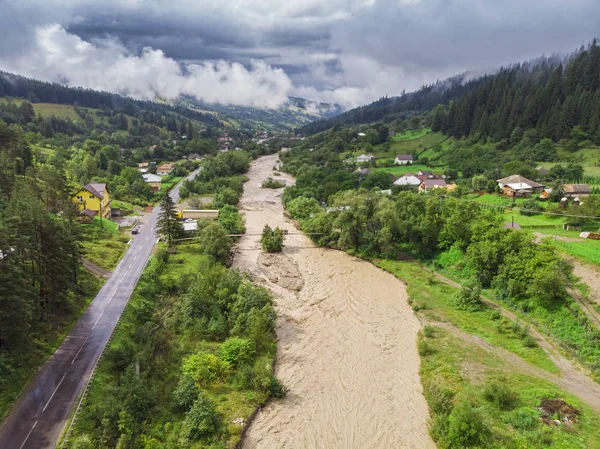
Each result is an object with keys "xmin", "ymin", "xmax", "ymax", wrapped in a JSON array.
[
  {"xmin": 183, "ymin": 394, "xmax": 219, "ymax": 441},
  {"xmin": 520, "ymin": 199, "xmax": 542, "ymax": 216},
  {"xmin": 423, "ymin": 325, "xmax": 436, "ymax": 338},
  {"xmin": 483, "ymin": 382, "xmax": 518, "ymax": 410},
  {"xmin": 424, "ymin": 380, "xmax": 454, "ymax": 415},
  {"xmin": 182, "ymin": 351, "xmax": 228, "ymax": 386},
  {"xmin": 417, "ymin": 338, "xmax": 435, "ymax": 356},
  {"xmin": 505, "ymin": 407, "xmax": 540, "ymax": 430},
  {"xmin": 172, "ymin": 375, "xmax": 199, "ymax": 411},
  {"xmin": 220, "ymin": 337, "xmax": 255, "ymax": 368},
  {"xmin": 445, "ymin": 400, "xmax": 491, "ymax": 448},
  {"xmin": 217, "ymin": 204, "xmax": 245, "ymax": 234},
  {"xmin": 260, "ymin": 225, "xmax": 285, "ymax": 253},
  {"xmin": 454, "ymin": 280, "xmax": 482, "ymax": 312},
  {"xmin": 213, "ymin": 186, "xmax": 240, "ymax": 208},
  {"xmin": 70, "ymin": 435, "xmax": 94, "ymax": 449},
  {"xmin": 262, "ymin": 177, "xmax": 285, "ymax": 189},
  {"xmin": 198, "ymin": 222, "xmax": 232, "ymax": 264}
]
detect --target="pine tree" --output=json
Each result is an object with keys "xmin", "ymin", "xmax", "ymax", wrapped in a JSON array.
[{"xmin": 157, "ymin": 192, "xmax": 183, "ymax": 247}]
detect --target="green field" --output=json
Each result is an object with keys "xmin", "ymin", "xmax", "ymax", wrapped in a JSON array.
[
  {"xmin": 391, "ymin": 128, "xmax": 431, "ymax": 141},
  {"xmin": 374, "ymin": 164, "xmax": 433, "ymax": 177},
  {"xmin": 33, "ymin": 103, "xmax": 80, "ymax": 120}
]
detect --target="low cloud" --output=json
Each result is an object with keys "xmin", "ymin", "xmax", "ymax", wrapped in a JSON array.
[
  {"xmin": 1, "ymin": 0, "xmax": 599, "ymax": 110},
  {"xmin": 0, "ymin": 24, "xmax": 293, "ymax": 109}
]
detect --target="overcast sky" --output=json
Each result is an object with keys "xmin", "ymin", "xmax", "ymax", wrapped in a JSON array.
[{"xmin": 1, "ymin": 0, "xmax": 599, "ymax": 109}]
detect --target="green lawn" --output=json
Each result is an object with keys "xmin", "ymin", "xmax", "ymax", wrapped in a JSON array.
[
  {"xmin": 90, "ymin": 216, "xmax": 120, "ymax": 234},
  {"xmin": 374, "ymin": 164, "xmax": 433, "ymax": 177}
]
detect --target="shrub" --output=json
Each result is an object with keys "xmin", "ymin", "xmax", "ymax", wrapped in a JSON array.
[
  {"xmin": 260, "ymin": 225, "xmax": 285, "ymax": 253},
  {"xmin": 424, "ymin": 380, "xmax": 454, "ymax": 415},
  {"xmin": 483, "ymin": 382, "xmax": 518, "ymax": 410},
  {"xmin": 220, "ymin": 337, "xmax": 255, "ymax": 368},
  {"xmin": 505, "ymin": 407, "xmax": 540, "ymax": 430},
  {"xmin": 262, "ymin": 177, "xmax": 286, "ymax": 189},
  {"xmin": 454, "ymin": 280, "xmax": 482, "ymax": 312},
  {"xmin": 182, "ymin": 351, "xmax": 228, "ymax": 386},
  {"xmin": 445, "ymin": 400, "xmax": 491, "ymax": 448},
  {"xmin": 70, "ymin": 435, "xmax": 94, "ymax": 449},
  {"xmin": 423, "ymin": 325, "xmax": 436, "ymax": 338},
  {"xmin": 172, "ymin": 375, "xmax": 199, "ymax": 411},
  {"xmin": 418, "ymin": 338, "xmax": 435, "ymax": 356},
  {"xmin": 183, "ymin": 394, "xmax": 219, "ymax": 441},
  {"xmin": 217, "ymin": 204, "xmax": 245, "ymax": 234},
  {"xmin": 213, "ymin": 186, "xmax": 240, "ymax": 208},
  {"xmin": 523, "ymin": 335, "xmax": 538, "ymax": 348}
]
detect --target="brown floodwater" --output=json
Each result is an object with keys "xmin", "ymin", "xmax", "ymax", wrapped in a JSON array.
[{"xmin": 234, "ymin": 154, "xmax": 435, "ymax": 449}]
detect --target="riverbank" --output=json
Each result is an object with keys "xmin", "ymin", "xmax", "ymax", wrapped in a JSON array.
[{"xmin": 235, "ymin": 154, "xmax": 434, "ymax": 448}]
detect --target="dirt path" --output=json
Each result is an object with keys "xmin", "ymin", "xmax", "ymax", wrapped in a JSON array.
[
  {"xmin": 426, "ymin": 268, "xmax": 600, "ymax": 411},
  {"xmin": 571, "ymin": 258, "xmax": 600, "ymax": 306},
  {"xmin": 81, "ymin": 258, "xmax": 112, "ymax": 279},
  {"xmin": 234, "ymin": 154, "xmax": 434, "ymax": 449}
]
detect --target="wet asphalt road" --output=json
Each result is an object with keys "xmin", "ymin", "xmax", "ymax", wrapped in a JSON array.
[{"xmin": 0, "ymin": 171, "xmax": 197, "ymax": 449}]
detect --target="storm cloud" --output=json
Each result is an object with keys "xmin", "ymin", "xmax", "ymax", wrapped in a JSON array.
[{"xmin": 0, "ymin": 0, "xmax": 598, "ymax": 109}]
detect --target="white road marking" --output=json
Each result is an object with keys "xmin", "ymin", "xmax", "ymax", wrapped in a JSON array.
[
  {"xmin": 107, "ymin": 290, "xmax": 116, "ymax": 304},
  {"xmin": 145, "ymin": 236, "xmax": 149, "ymax": 240},
  {"xmin": 19, "ymin": 421, "xmax": 37, "ymax": 449},
  {"xmin": 42, "ymin": 373, "xmax": 67, "ymax": 412},
  {"xmin": 128, "ymin": 264, "xmax": 132, "ymax": 269},
  {"xmin": 92, "ymin": 309, "xmax": 105, "ymax": 330},
  {"xmin": 71, "ymin": 337, "xmax": 89, "ymax": 364},
  {"xmin": 133, "ymin": 255, "xmax": 137, "ymax": 262},
  {"xmin": 127, "ymin": 239, "xmax": 132, "ymax": 245}
]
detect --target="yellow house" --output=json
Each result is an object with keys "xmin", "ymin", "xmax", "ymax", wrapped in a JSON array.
[{"xmin": 72, "ymin": 182, "xmax": 111, "ymax": 219}]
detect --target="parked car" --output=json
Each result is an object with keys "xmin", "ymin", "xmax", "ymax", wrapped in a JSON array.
[{"xmin": 131, "ymin": 228, "xmax": 139, "ymax": 235}]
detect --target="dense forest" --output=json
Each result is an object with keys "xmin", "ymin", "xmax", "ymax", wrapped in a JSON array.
[
  {"xmin": 297, "ymin": 73, "xmax": 493, "ymax": 134},
  {"xmin": 436, "ymin": 41, "xmax": 600, "ymax": 143},
  {"xmin": 299, "ymin": 43, "xmax": 600, "ymax": 139},
  {"xmin": 0, "ymin": 72, "xmax": 221, "ymax": 128}
]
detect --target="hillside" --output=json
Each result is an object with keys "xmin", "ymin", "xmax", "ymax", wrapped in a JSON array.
[
  {"xmin": 297, "ymin": 73, "xmax": 493, "ymax": 134},
  {"xmin": 0, "ymin": 71, "xmax": 342, "ymax": 134},
  {"xmin": 436, "ymin": 42, "xmax": 600, "ymax": 144},
  {"xmin": 176, "ymin": 95, "xmax": 342, "ymax": 131}
]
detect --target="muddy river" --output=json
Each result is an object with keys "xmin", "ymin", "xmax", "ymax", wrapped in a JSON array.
[{"xmin": 234, "ymin": 154, "xmax": 434, "ymax": 449}]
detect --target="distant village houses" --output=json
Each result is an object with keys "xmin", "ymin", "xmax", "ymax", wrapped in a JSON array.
[
  {"xmin": 157, "ymin": 163, "xmax": 174, "ymax": 176},
  {"xmin": 394, "ymin": 154, "xmax": 414, "ymax": 165},
  {"xmin": 137, "ymin": 162, "xmax": 149, "ymax": 173},
  {"xmin": 419, "ymin": 179, "xmax": 447, "ymax": 192},
  {"xmin": 496, "ymin": 175, "xmax": 544, "ymax": 197},
  {"xmin": 563, "ymin": 184, "xmax": 592, "ymax": 198},
  {"xmin": 143, "ymin": 173, "xmax": 162, "ymax": 191},
  {"xmin": 356, "ymin": 154, "xmax": 376, "ymax": 163},
  {"xmin": 393, "ymin": 173, "xmax": 422, "ymax": 187}
]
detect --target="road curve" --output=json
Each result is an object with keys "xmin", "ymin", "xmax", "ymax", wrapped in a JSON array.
[{"xmin": 0, "ymin": 170, "xmax": 197, "ymax": 449}]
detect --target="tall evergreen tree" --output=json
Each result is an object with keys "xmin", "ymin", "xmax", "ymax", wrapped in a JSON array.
[{"xmin": 157, "ymin": 192, "xmax": 183, "ymax": 247}]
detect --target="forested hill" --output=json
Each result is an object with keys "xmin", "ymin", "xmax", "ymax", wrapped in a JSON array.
[
  {"xmin": 0, "ymin": 71, "xmax": 221, "ymax": 127},
  {"xmin": 0, "ymin": 71, "xmax": 342, "ymax": 132},
  {"xmin": 297, "ymin": 74, "xmax": 492, "ymax": 135},
  {"xmin": 435, "ymin": 41, "xmax": 600, "ymax": 143}
]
